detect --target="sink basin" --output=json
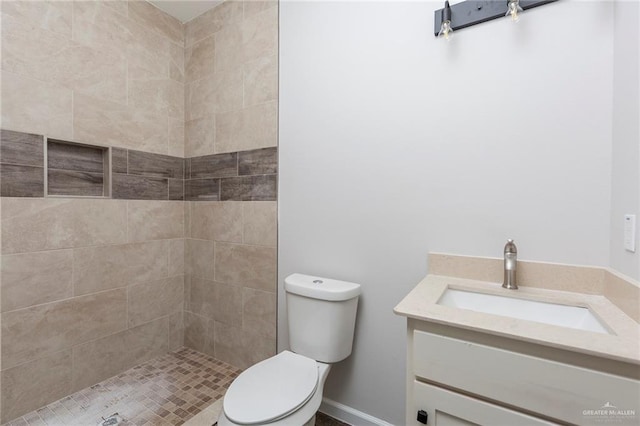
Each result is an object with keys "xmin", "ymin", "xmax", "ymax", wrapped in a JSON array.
[{"xmin": 437, "ymin": 288, "xmax": 610, "ymax": 334}]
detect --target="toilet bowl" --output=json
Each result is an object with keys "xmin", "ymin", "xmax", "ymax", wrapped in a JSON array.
[
  {"xmin": 218, "ymin": 351, "xmax": 331, "ymax": 426},
  {"xmin": 218, "ymin": 274, "xmax": 361, "ymax": 426}
]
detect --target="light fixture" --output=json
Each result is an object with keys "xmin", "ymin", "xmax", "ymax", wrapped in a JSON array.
[
  {"xmin": 434, "ymin": 0, "xmax": 558, "ymax": 38},
  {"xmin": 506, "ymin": 0, "xmax": 524, "ymax": 22},
  {"xmin": 437, "ymin": 1, "xmax": 453, "ymax": 40}
]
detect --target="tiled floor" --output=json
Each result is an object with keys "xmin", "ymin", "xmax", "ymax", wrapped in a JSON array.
[
  {"xmin": 6, "ymin": 348, "xmax": 241, "ymax": 426},
  {"xmin": 6, "ymin": 347, "xmax": 351, "ymax": 426}
]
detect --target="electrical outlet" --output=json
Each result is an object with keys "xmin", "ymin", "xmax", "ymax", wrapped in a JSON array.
[{"xmin": 624, "ymin": 214, "xmax": 636, "ymax": 253}]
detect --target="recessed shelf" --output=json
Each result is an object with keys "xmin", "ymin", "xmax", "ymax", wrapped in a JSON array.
[{"xmin": 46, "ymin": 139, "xmax": 111, "ymax": 198}]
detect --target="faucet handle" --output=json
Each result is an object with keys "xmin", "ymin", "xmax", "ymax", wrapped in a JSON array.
[{"xmin": 504, "ymin": 239, "xmax": 517, "ymax": 254}]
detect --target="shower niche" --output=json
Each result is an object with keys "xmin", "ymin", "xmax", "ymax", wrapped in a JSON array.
[{"xmin": 46, "ymin": 139, "xmax": 111, "ymax": 198}]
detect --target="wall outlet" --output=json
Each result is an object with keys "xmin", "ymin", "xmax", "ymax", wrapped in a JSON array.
[{"xmin": 624, "ymin": 214, "xmax": 636, "ymax": 253}]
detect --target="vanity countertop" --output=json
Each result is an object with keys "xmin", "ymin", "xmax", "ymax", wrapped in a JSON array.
[{"xmin": 394, "ymin": 274, "xmax": 640, "ymax": 365}]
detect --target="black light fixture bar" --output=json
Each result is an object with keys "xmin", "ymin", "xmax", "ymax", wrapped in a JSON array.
[{"xmin": 434, "ymin": 0, "xmax": 558, "ymax": 36}]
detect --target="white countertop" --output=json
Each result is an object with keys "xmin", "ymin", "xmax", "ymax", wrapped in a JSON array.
[{"xmin": 394, "ymin": 274, "xmax": 640, "ymax": 365}]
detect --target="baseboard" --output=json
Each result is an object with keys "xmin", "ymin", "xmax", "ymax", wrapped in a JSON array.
[{"xmin": 319, "ymin": 398, "xmax": 394, "ymax": 426}]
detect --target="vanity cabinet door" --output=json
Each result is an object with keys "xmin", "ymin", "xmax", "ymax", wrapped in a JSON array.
[{"xmin": 411, "ymin": 381, "xmax": 556, "ymax": 426}]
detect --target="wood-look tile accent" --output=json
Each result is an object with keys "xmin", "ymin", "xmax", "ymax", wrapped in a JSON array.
[
  {"xmin": 47, "ymin": 140, "xmax": 104, "ymax": 173},
  {"xmin": 0, "ymin": 129, "xmax": 45, "ymax": 197},
  {"xmin": 111, "ymin": 148, "xmax": 128, "ymax": 174},
  {"xmin": 48, "ymin": 170, "xmax": 104, "ymax": 197},
  {"xmin": 112, "ymin": 174, "xmax": 169, "ymax": 200},
  {"xmin": 186, "ymin": 147, "xmax": 277, "ymax": 201},
  {"xmin": 169, "ymin": 179, "xmax": 185, "ymax": 201},
  {"xmin": 127, "ymin": 150, "xmax": 184, "ymax": 179}
]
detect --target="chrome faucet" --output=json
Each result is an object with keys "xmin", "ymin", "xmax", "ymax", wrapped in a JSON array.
[{"xmin": 502, "ymin": 239, "xmax": 518, "ymax": 289}]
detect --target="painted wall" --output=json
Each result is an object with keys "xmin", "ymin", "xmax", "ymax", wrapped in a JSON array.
[
  {"xmin": 279, "ymin": 1, "xmax": 618, "ymax": 423},
  {"xmin": 610, "ymin": 0, "xmax": 640, "ymax": 281}
]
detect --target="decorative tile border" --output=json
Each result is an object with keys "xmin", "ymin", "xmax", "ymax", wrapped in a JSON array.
[{"xmin": 0, "ymin": 129, "xmax": 278, "ymax": 201}]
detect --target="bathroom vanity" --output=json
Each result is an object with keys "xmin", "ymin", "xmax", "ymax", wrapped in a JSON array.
[{"xmin": 395, "ymin": 254, "xmax": 640, "ymax": 426}]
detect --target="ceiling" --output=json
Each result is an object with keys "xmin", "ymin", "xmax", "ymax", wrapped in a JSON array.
[{"xmin": 148, "ymin": 0, "xmax": 222, "ymax": 23}]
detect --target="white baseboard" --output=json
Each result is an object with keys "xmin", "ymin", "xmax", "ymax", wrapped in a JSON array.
[{"xmin": 319, "ymin": 398, "xmax": 394, "ymax": 426}]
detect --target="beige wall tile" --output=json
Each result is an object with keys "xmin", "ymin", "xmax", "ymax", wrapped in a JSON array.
[
  {"xmin": 186, "ymin": 71, "xmax": 243, "ymax": 122},
  {"xmin": 74, "ymin": 93, "xmax": 169, "ymax": 154},
  {"xmin": 1, "ymin": 1, "xmax": 72, "ymax": 37},
  {"xmin": 185, "ymin": 35, "xmax": 216, "ymax": 83},
  {"xmin": 128, "ymin": 201, "xmax": 185, "ymax": 243},
  {"xmin": 127, "ymin": 0, "xmax": 184, "ymax": 46},
  {"xmin": 187, "ymin": 277, "xmax": 215, "ymax": 319},
  {"xmin": 1, "ymin": 198, "xmax": 127, "ymax": 255},
  {"xmin": 243, "ymin": 201, "xmax": 277, "ymax": 247},
  {"xmin": 169, "ymin": 239, "xmax": 186, "ymax": 276},
  {"xmin": 243, "ymin": 0, "xmax": 278, "ymax": 19},
  {"xmin": 185, "ymin": 0, "xmax": 243, "ymax": 47},
  {"xmin": 215, "ymin": 101, "xmax": 277, "ymax": 153},
  {"xmin": 127, "ymin": 44, "xmax": 169, "ymax": 80},
  {"xmin": 1, "ymin": 288, "xmax": 127, "ymax": 370},
  {"xmin": 169, "ymin": 311, "xmax": 184, "ymax": 350},
  {"xmin": 242, "ymin": 6, "xmax": 278, "ymax": 64},
  {"xmin": 128, "ymin": 275, "xmax": 183, "ymax": 327},
  {"xmin": 191, "ymin": 202, "xmax": 243, "ymax": 243},
  {"xmin": 185, "ymin": 116, "xmax": 215, "ymax": 157},
  {"xmin": 1, "ymin": 71, "xmax": 72, "ymax": 140},
  {"xmin": 73, "ymin": 240, "xmax": 169, "ymax": 296},
  {"xmin": 187, "ymin": 239, "xmax": 215, "ymax": 280},
  {"xmin": 72, "ymin": 1, "xmax": 130, "ymax": 54},
  {"xmin": 213, "ymin": 321, "xmax": 274, "ymax": 369},
  {"xmin": 169, "ymin": 118, "xmax": 185, "ymax": 157},
  {"xmin": 1, "ymin": 350, "xmax": 72, "ymax": 423},
  {"xmin": 1, "ymin": 250, "xmax": 73, "ymax": 312},
  {"xmin": 184, "ymin": 311, "xmax": 208, "ymax": 352},
  {"xmin": 242, "ymin": 287, "xmax": 276, "ymax": 339},
  {"xmin": 243, "ymin": 54, "xmax": 278, "ymax": 107},
  {"xmin": 214, "ymin": 282, "xmax": 243, "ymax": 326},
  {"xmin": 214, "ymin": 242, "xmax": 276, "ymax": 291},
  {"xmin": 185, "ymin": 202, "xmax": 192, "ymax": 237},
  {"xmin": 102, "ymin": 1, "xmax": 129, "ymax": 17},
  {"xmin": 129, "ymin": 73, "xmax": 184, "ymax": 120},
  {"xmin": 71, "ymin": 317, "xmax": 168, "ymax": 392},
  {"xmin": 213, "ymin": 22, "xmax": 243, "ymax": 73}
]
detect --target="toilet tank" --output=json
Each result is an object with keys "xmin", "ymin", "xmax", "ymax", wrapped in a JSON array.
[{"xmin": 285, "ymin": 274, "xmax": 361, "ymax": 363}]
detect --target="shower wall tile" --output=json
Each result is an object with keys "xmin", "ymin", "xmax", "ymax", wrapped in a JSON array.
[
  {"xmin": 213, "ymin": 321, "xmax": 275, "ymax": 370},
  {"xmin": 72, "ymin": 240, "xmax": 169, "ymax": 296},
  {"xmin": 190, "ymin": 202, "xmax": 243, "ymax": 242},
  {"xmin": 189, "ymin": 152, "xmax": 238, "ymax": 178},
  {"xmin": 127, "ymin": 0, "xmax": 184, "ymax": 46},
  {"xmin": 1, "ymin": 249, "xmax": 73, "ymax": 312},
  {"xmin": 0, "ymin": 129, "xmax": 44, "ymax": 167},
  {"xmin": 1, "ymin": 198, "xmax": 127, "ymax": 254},
  {"xmin": 184, "ymin": 0, "xmax": 243, "ymax": 47},
  {"xmin": 185, "ymin": 116, "xmax": 215, "ymax": 158},
  {"xmin": 71, "ymin": 317, "xmax": 169, "ymax": 392},
  {"xmin": 168, "ymin": 117, "xmax": 185, "ymax": 157},
  {"xmin": 127, "ymin": 275, "xmax": 183, "ymax": 327},
  {"xmin": 111, "ymin": 148, "xmax": 128, "ymax": 173},
  {"xmin": 169, "ymin": 311, "xmax": 185, "ymax": 351},
  {"xmin": 184, "ymin": 311, "xmax": 209, "ymax": 353},
  {"xmin": 1, "ymin": 1, "xmax": 72, "ymax": 37},
  {"xmin": 186, "ymin": 239, "xmax": 215, "ymax": 280},
  {"xmin": 169, "ymin": 239, "xmax": 186, "ymax": 276},
  {"xmin": 215, "ymin": 101, "xmax": 278, "ymax": 154},
  {"xmin": 112, "ymin": 173, "xmax": 168, "ymax": 200},
  {"xmin": 213, "ymin": 281, "xmax": 243, "ymax": 327},
  {"xmin": 237, "ymin": 147, "xmax": 277, "ymax": 176},
  {"xmin": 220, "ymin": 175, "xmax": 277, "ymax": 201},
  {"xmin": 243, "ymin": 55, "xmax": 278, "ymax": 108},
  {"xmin": 1, "ymin": 71, "xmax": 73, "ymax": 140},
  {"xmin": 242, "ymin": 201, "xmax": 277, "ymax": 247},
  {"xmin": 47, "ymin": 169, "xmax": 104, "ymax": 197},
  {"xmin": 185, "ymin": 178, "xmax": 220, "ymax": 201},
  {"xmin": 1, "ymin": 288, "xmax": 127, "ymax": 370},
  {"xmin": 0, "ymin": 350, "xmax": 72, "ymax": 424},
  {"xmin": 127, "ymin": 149, "xmax": 184, "ymax": 178},
  {"xmin": 127, "ymin": 200, "xmax": 185, "ymax": 242},
  {"xmin": 242, "ymin": 288, "xmax": 276, "ymax": 339},
  {"xmin": 47, "ymin": 140, "xmax": 104, "ymax": 173},
  {"xmin": 214, "ymin": 242, "xmax": 276, "ymax": 291},
  {"xmin": 0, "ymin": 164, "xmax": 44, "ymax": 197},
  {"xmin": 185, "ymin": 35, "xmax": 216, "ymax": 83},
  {"xmin": 185, "ymin": 277, "xmax": 216, "ymax": 319},
  {"xmin": 169, "ymin": 178, "xmax": 185, "ymax": 200}
]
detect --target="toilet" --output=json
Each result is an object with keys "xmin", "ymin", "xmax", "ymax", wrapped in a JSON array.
[{"xmin": 218, "ymin": 273, "xmax": 361, "ymax": 426}]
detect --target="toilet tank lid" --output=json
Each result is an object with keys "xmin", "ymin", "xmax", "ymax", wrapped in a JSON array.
[{"xmin": 285, "ymin": 273, "xmax": 361, "ymax": 301}]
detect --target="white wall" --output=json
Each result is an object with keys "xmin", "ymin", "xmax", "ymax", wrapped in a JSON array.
[
  {"xmin": 279, "ymin": 1, "xmax": 616, "ymax": 423},
  {"xmin": 610, "ymin": 0, "xmax": 640, "ymax": 280}
]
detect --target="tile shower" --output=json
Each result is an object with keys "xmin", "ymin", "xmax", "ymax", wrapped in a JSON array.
[{"xmin": 0, "ymin": 0, "xmax": 278, "ymax": 423}]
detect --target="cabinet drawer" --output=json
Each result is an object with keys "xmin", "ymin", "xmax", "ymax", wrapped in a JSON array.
[
  {"xmin": 411, "ymin": 380, "xmax": 555, "ymax": 426},
  {"xmin": 413, "ymin": 330, "xmax": 640, "ymax": 425}
]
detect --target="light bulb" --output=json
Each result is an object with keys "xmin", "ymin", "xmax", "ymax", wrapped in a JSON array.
[
  {"xmin": 506, "ymin": 0, "xmax": 523, "ymax": 22},
  {"xmin": 438, "ymin": 20, "xmax": 453, "ymax": 40}
]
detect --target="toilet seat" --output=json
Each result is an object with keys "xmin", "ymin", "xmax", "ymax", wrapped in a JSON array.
[{"xmin": 223, "ymin": 351, "xmax": 319, "ymax": 425}]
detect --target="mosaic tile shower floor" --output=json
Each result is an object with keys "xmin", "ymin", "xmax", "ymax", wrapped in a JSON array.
[{"xmin": 5, "ymin": 348, "xmax": 241, "ymax": 426}]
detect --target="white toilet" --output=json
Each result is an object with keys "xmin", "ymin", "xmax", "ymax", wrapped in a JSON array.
[{"xmin": 218, "ymin": 273, "xmax": 361, "ymax": 426}]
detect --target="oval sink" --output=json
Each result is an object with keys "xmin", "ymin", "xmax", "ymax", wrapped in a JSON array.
[{"xmin": 437, "ymin": 288, "xmax": 611, "ymax": 334}]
